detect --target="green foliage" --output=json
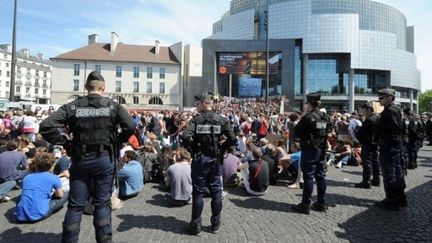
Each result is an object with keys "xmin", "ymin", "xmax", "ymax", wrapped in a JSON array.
[{"xmin": 419, "ymin": 90, "xmax": 432, "ymax": 113}]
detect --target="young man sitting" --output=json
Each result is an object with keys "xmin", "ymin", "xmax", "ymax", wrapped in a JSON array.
[
  {"xmin": 327, "ymin": 139, "xmax": 352, "ymax": 168},
  {"xmin": 240, "ymin": 144, "xmax": 269, "ymax": 196},
  {"xmin": 165, "ymin": 148, "xmax": 192, "ymax": 206},
  {"xmin": 14, "ymin": 152, "xmax": 68, "ymax": 223},
  {"xmin": 118, "ymin": 150, "xmax": 144, "ymax": 199}
]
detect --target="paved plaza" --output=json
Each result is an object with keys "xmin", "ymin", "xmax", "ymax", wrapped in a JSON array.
[{"xmin": 1, "ymin": 145, "xmax": 432, "ymax": 243}]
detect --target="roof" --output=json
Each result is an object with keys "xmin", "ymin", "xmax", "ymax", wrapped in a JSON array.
[{"xmin": 51, "ymin": 43, "xmax": 180, "ymax": 64}]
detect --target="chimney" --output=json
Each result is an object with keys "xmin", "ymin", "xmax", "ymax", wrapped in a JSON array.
[
  {"xmin": 155, "ymin": 40, "xmax": 160, "ymax": 55},
  {"xmin": 110, "ymin": 32, "xmax": 118, "ymax": 53},
  {"xmin": 0, "ymin": 44, "xmax": 12, "ymax": 52},
  {"xmin": 88, "ymin": 34, "xmax": 98, "ymax": 45},
  {"xmin": 37, "ymin": 53, "xmax": 44, "ymax": 61}
]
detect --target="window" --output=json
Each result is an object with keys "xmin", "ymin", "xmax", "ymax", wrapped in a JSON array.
[
  {"xmin": 116, "ymin": 66, "xmax": 122, "ymax": 77},
  {"xmin": 36, "ymin": 70, "xmax": 39, "ymax": 76},
  {"xmin": 146, "ymin": 82, "xmax": 152, "ymax": 93},
  {"xmin": 73, "ymin": 79, "xmax": 79, "ymax": 91},
  {"xmin": 74, "ymin": 64, "xmax": 80, "ymax": 76},
  {"xmin": 133, "ymin": 81, "xmax": 139, "ymax": 93},
  {"xmin": 6, "ymin": 91, "xmax": 9, "ymax": 98},
  {"xmin": 133, "ymin": 96, "xmax": 139, "ymax": 104},
  {"xmin": 6, "ymin": 62, "xmax": 9, "ymax": 67},
  {"xmin": 95, "ymin": 65, "xmax": 101, "ymax": 74},
  {"xmin": 35, "ymin": 88, "xmax": 39, "ymax": 94},
  {"xmin": 0, "ymin": 70, "xmax": 2, "ymax": 76},
  {"xmin": 16, "ymin": 86, "xmax": 20, "ymax": 93},
  {"xmin": 159, "ymin": 67, "xmax": 165, "ymax": 79},
  {"xmin": 7, "ymin": 71, "xmax": 10, "ymax": 77},
  {"xmin": 43, "ymin": 80, "xmax": 47, "ymax": 87},
  {"xmin": 116, "ymin": 81, "xmax": 121, "ymax": 92},
  {"xmin": 44, "ymin": 71, "xmax": 47, "ymax": 78},
  {"xmin": 147, "ymin": 67, "xmax": 153, "ymax": 79},
  {"xmin": 6, "ymin": 81, "xmax": 9, "ymax": 87},
  {"xmin": 43, "ymin": 89, "xmax": 46, "ymax": 95},
  {"xmin": 133, "ymin": 67, "xmax": 140, "ymax": 78},
  {"xmin": 27, "ymin": 68, "xmax": 30, "ymax": 75},
  {"xmin": 26, "ymin": 87, "xmax": 30, "ymax": 93},
  {"xmin": 159, "ymin": 82, "xmax": 165, "ymax": 94},
  {"xmin": 35, "ymin": 79, "xmax": 39, "ymax": 85}
]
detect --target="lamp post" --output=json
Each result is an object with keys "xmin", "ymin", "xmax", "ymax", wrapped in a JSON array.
[
  {"xmin": 264, "ymin": 0, "xmax": 269, "ymax": 104},
  {"xmin": 9, "ymin": 0, "xmax": 18, "ymax": 102}
]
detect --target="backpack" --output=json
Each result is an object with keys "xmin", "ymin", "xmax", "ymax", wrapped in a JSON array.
[{"xmin": 258, "ymin": 120, "xmax": 268, "ymax": 137}]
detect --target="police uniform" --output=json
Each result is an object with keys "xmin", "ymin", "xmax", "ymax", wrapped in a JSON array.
[
  {"xmin": 404, "ymin": 109, "xmax": 420, "ymax": 169},
  {"xmin": 376, "ymin": 88, "xmax": 407, "ymax": 210},
  {"xmin": 355, "ymin": 103, "xmax": 380, "ymax": 188},
  {"xmin": 181, "ymin": 92, "xmax": 236, "ymax": 235},
  {"xmin": 292, "ymin": 93, "xmax": 329, "ymax": 214},
  {"xmin": 39, "ymin": 71, "xmax": 135, "ymax": 242}
]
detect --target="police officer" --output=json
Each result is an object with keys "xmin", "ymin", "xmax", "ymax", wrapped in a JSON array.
[
  {"xmin": 375, "ymin": 88, "xmax": 406, "ymax": 210},
  {"xmin": 181, "ymin": 92, "xmax": 236, "ymax": 235},
  {"xmin": 404, "ymin": 109, "xmax": 420, "ymax": 169},
  {"xmin": 292, "ymin": 93, "xmax": 330, "ymax": 214},
  {"xmin": 355, "ymin": 102, "xmax": 380, "ymax": 188},
  {"xmin": 39, "ymin": 71, "xmax": 135, "ymax": 242}
]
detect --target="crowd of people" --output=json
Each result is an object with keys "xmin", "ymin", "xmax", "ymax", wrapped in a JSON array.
[{"xmin": 1, "ymin": 86, "xmax": 432, "ymax": 239}]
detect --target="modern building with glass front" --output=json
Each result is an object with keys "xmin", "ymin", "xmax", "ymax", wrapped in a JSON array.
[{"xmin": 203, "ymin": 0, "xmax": 421, "ymax": 112}]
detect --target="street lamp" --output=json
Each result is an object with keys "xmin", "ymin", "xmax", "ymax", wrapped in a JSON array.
[{"xmin": 264, "ymin": 0, "xmax": 270, "ymax": 104}]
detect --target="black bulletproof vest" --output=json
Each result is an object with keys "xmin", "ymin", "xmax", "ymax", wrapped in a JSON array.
[
  {"xmin": 69, "ymin": 96, "xmax": 115, "ymax": 147},
  {"xmin": 302, "ymin": 110, "xmax": 328, "ymax": 149},
  {"xmin": 193, "ymin": 111, "xmax": 222, "ymax": 157}
]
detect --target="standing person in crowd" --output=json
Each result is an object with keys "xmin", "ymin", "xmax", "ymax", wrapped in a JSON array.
[
  {"xmin": 355, "ymin": 103, "xmax": 380, "ymax": 188},
  {"xmin": 181, "ymin": 92, "xmax": 236, "ymax": 235},
  {"xmin": 15, "ymin": 152, "xmax": 68, "ymax": 223},
  {"xmin": 39, "ymin": 71, "xmax": 135, "ymax": 243},
  {"xmin": 375, "ymin": 88, "xmax": 406, "ymax": 210},
  {"xmin": 348, "ymin": 112, "xmax": 362, "ymax": 143},
  {"xmin": 292, "ymin": 93, "xmax": 330, "ymax": 214},
  {"xmin": 426, "ymin": 113, "xmax": 432, "ymax": 145}
]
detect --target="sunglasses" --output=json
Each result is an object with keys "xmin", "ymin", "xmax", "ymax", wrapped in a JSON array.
[{"xmin": 378, "ymin": 96, "xmax": 386, "ymax": 100}]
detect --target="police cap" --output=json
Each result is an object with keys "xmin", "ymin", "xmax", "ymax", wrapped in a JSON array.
[
  {"xmin": 377, "ymin": 88, "xmax": 395, "ymax": 98},
  {"xmin": 306, "ymin": 93, "xmax": 321, "ymax": 103},
  {"xmin": 86, "ymin": 71, "xmax": 105, "ymax": 85},
  {"xmin": 194, "ymin": 92, "xmax": 214, "ymax": 102}
]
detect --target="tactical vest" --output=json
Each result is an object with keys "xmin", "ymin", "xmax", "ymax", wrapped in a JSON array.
[
  {"xmin": 402, "ymin": 117, "xmax": 410, "ymax": 142},
  {"xmin": 69, "ymin": 96, "xmax": 115, "ymax": 150},
  {"xmin": 302, "ymin": 110, "xmax": 328, "ymax": 149},
  {"xmin": 193, "ymin": 111, "xmax": 222, "ymax": 157}
]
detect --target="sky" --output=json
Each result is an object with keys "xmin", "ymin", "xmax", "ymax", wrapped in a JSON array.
[{"xmin": 0, "ymin": 0, "xmax": 430, "ymax": 91}]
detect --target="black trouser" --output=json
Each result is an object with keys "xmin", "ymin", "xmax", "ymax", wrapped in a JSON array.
[
  {"xmin": 407, "ymin": 139, "xmax": 417, "ymax": 168},
  {"xmin": 361, "ymin": 144, "xmax": 380, "ymax": 182},
  {"xmin": 379, "ymin": 141, "xmax": 406, "ymax": 203}
]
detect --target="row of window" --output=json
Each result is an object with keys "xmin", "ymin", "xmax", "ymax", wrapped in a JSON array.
[
  {"xmin": 74, "ymin": 64, "xmax": 166, "ymax": 79},
  {"xmin": 14, "ymin": 86, "xmax": 47, "ymax": 95},
  {"xmin": 73, "ymin": 80, "xmax": 165, "ymax": 94},
  {"xmin": 0, "ymin": 70, "xmax": 10, "ymax": 77},
  {"xmin": 0, "ymin": 61, "xmax": 10, "ymax": 68}
]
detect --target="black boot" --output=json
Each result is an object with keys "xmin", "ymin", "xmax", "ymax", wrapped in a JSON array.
[
  {"xmin": 185, "ymin": 221, "xmax": 202, "ymax": 235},
  {"xmin": 355, "ymin": 181, "xmax": 371, "ymax": 189},
  {"xmin": 311, "ymin": 202, "xmax": 328, "ymax": 212},
  {"xmin": 291, "ymin": 202, "xmax": 310, "ymax": 214},
  {"xmin": 371, "ymin": 178, "xmax": 380, "ymax": 187}
]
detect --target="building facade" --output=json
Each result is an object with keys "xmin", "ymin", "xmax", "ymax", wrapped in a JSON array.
[
  {"xmin": 204, "ymin": 0, "xmax": 421, "ymax": 112},
  {"xmin": 50, "ymin": 33, "xmax": 183, "ymax": 110},
  {"xmin": 0, "ymin": 45, "xmax": 52, "ymax": 104}
]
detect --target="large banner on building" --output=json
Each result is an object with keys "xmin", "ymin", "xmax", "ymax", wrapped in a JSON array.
[
  {"xmin": 217, "ymin": 52, "xmax": 281, "ymax": 75},
  {"xmin": 239, "ymin": 77, "xmax": 262, "ymax": 97}
]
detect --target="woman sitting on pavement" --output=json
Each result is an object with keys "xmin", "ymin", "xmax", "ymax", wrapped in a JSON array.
[
  {"xmin": 240, "ymin": 143, "xmax": 269, "ymax": 196},
  {"xmin": 327, "ymin": 139, "xmax": 352, "ymax": 168},
  {"xmin": 14, "ymin": 152, "xmax": 68, "ymax": 223}
]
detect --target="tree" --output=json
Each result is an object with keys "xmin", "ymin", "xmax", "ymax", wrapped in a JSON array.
[{"xmin": 418, "ymin": 90, "xmax": 432, "ymax": 113}]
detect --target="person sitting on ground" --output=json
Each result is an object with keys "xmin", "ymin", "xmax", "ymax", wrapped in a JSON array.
[
  {"xmin": 0, "ymin": 139, "xmax": 28, "ymax": 188},
  {"xmin": 52, "ymin": 146, "xmax": 72, "ymax": 192},
  {"xmin": 262, "ymin": 144, "xmax": 279, "ymax": 185},
  {"xmin": 14, "ymin": 152, "xmax": 68, "ymax": 223},
  {"xmin": 287, "ymin": 142, "xmax": 303, "ymax": 189},
  {"xmin": 118, "ymin": 150, "xmax": 143, "ymax": 200},
  {"xmin": 140, "ymin": 143, "xmax": 161, "ymax": 183},
  {"xmin": 239, "ymin": 143, "xmax": 269, "ymax": 196},
  {"xmin": 165, "ymin": 148, "xmax": 192, "ymax": 206},
  {"xmin": 327, "ymin": 139, "xmax": 352, "ymax": 168},
  {"xmin": 222, "ymin": 146, "xmax": 242, "ymax": 187}
]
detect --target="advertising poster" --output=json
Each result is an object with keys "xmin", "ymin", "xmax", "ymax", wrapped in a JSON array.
[{"xmin": 217, "ymin": 52, "xmax": 281, "ymax": 75}]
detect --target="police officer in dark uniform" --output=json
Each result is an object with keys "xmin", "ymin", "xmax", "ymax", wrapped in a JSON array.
[
  {"xmin": 292, "ymin": 93, "xmax": 330, "ymax": 214},
  {"xmin": 375, "ymin": 88, "xmax": 406, "ymax": 210},
  {"xmin": 355, "ymin": 102, "xmax": 380, "ymax": 188},
  {"xmin": 400, "ymin": 108, "xmax": 410, "ymax": 174},
  {"xmin": 404, "ymin": 108, "xmax": 420, "ymax": 169},
  {"xmin": 181, "ymin": 92, "xmax": 236, "ymax": 235},
  {"xmin": 39, "ymin": 71, "xmax": 135, "ymax": 242}
]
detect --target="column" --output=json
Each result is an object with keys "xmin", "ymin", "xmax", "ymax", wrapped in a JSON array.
[
  {"xmin": 409, "ymin": 88, "xmax": 414, "ymax": 112},
  {"xmin": 302, "ymin": 54, "xmax": 308, "ymax": 106},
  {"xmin": 348, "ymin": 69, "xmax": 354, "ymax": 113}
]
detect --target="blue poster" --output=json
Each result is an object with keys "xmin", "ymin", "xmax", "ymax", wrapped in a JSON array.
[{"xmin": 239, "ymin": 78, "xmax": 262, "ymax": 97}]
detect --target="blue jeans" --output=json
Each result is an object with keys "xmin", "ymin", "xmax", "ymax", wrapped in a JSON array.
[
  {"xmin": 62, "ymin": 152, "xmax": 114, "ymax": 243},
  {"xmin": 301, "ymin": 148, "xmax": 326, "ymax": 205},
  {"xmin": 0, "ymin": 180, "xmax": 16, "ymax": 199},
  {"xmin": 17, "ymin": 191, "xmax": 69, "ymax": 223},
  {"xmin": 191, "ymin": 155, "xmax": 222, "ymax": 226}
]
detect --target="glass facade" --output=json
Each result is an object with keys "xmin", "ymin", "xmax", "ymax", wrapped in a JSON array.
[
  {"xmin": 307, "ymin": 54, "xmax": 349, "ymax": 96},
  {"xmin": 294, "ymin": 41, "xmax": 302, "ymax": 96},
  {"xmin": 353, "ymin": 70, "xmax": 388, "ymax": 95}
]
